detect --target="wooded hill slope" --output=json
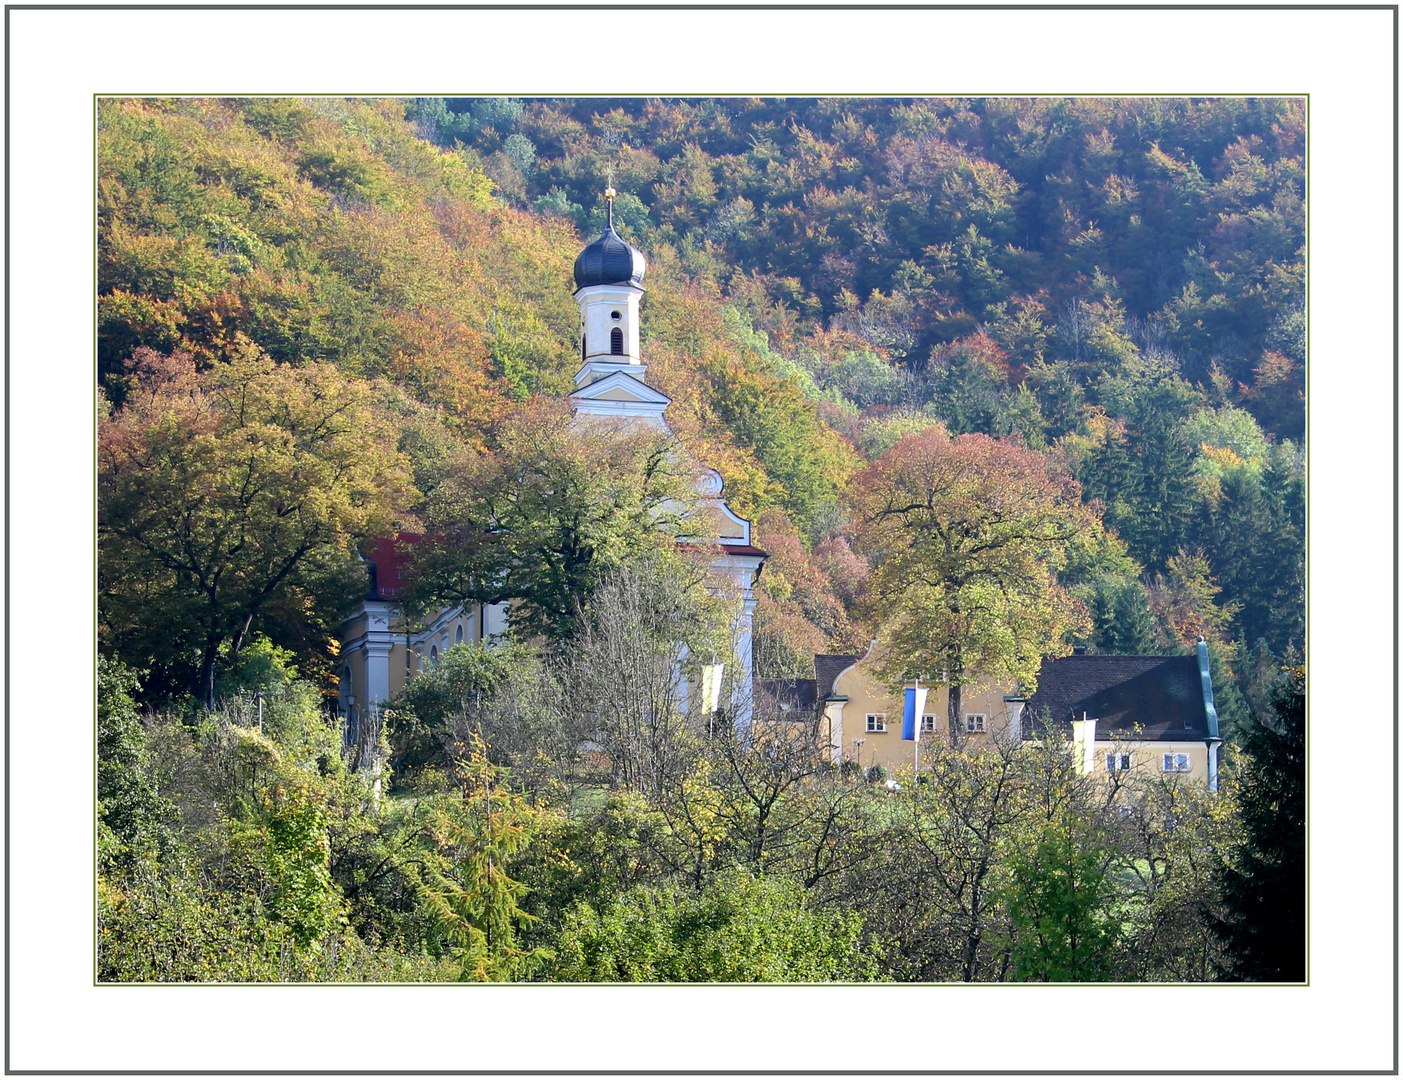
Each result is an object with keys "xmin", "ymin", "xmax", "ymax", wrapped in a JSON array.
[
  {"xmin": 99, "ymin": 96, "xmax": 1304, "ymax": 720},
  {"xmin": 433, "ymin": 96, "xmax": 1304, "ymax": 416}
]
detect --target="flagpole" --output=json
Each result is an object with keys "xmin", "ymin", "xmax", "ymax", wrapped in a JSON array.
[{"xmin": 914, "ymin": 676, "xmax": 920, "ymax": 781}]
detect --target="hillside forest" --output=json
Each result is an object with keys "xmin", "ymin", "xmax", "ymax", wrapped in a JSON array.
[{"xmin": 98, "ymin": 97, "xmax": 1306, "ymax": 983}]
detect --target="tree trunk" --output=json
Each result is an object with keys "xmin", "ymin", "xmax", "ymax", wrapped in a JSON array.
[
  {"xmin": 199, "ymin": 637, "xmax": 220, "ymax": 710},
  {"xmin": 946, "ymin": 646, "xmax": 965, "ymax": 747},
  {"xmin": 230, "ymin": 611, "xmax": 255, "ymax": 657}
]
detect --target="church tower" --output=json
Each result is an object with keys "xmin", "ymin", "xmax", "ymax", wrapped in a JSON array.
[
  {"xmin": 337, "ymin": 191, "xmax": 767, "ymax": 742},
  {"xmin": 575, "ymin": 187, "xmax": 644, "ymax": 363},
  {"xmin": 567, "ymin": 189, "xmax": 767, "ymax": 732},
  {"xmin": 567, "ymin": 187, "xmax": 672, "ymax": 425}
]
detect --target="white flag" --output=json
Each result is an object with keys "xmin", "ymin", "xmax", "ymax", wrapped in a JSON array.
[
  {"xmin": 1071, "ymin": 715, "xmax": 1098, "ymax": 774},
  {"xmin": 701, "ymin": 664, "xmax": 725, "ymax": 713}
]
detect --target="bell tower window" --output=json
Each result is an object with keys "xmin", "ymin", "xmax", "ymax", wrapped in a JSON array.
[{"xmin": 611, "ymin": 327, "xmax": 624, "ymax": 354}]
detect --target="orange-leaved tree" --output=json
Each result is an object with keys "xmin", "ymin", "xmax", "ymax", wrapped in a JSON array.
[
  {"xmin": 850, "ymin": 429, "xmax": 1093, "ymax": 741},
  {"xmin": 99, "ymin": 344, "xmax": 414, "ymax": 706}
]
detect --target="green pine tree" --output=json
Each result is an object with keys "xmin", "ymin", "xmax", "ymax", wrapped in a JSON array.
[{"xmin": 1214, "ymin": 664, "xmax": 1305, "ymax": 981}]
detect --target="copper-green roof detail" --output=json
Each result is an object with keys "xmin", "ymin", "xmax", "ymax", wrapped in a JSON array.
[{"xmin": 1196, "ymin": 638, "xmax": 1222, "ymax": 742}]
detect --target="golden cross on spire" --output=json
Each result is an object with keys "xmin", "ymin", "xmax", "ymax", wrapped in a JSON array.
[{"xmin": 604, "ymin": 185, "xmax": 617, "ymax": 229}]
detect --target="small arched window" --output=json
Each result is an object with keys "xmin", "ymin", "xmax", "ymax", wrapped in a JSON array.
[
  {"xmin": 455, "ymin": 623, "xmax": 464, "ymax": 645},
  {"xmin": 430, "ymin": 645, "xmax": 438, "ymax": 667},
  {"xmin": 610, "ymin": 327, "xmax": 624, "ymax": 355}
]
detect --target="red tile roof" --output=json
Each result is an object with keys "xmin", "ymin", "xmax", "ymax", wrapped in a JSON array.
[{"xmin": 364, "ymin": 533, "xmax": 419, "ymax": 600}]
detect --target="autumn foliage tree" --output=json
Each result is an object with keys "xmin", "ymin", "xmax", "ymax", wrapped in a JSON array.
[
  {"xmin": 406, "ymin": 402, "xmax": 703, "ymax": 644},
  {"xmin": 850, "ymin": 429, "xmax": 1092, "ymax": 740},
  {"xmin": 99, "ymin": 345, "xmax": 413, "ymax": 706}
]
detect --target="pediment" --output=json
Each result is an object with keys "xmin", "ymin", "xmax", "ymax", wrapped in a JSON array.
[
  {"xmin": 596, "ymin": 384, "xmax": 651, "ymax": 402},
  {"xmin": 570, "ymin": 370, "xmax": 671, "ymax": 406}
]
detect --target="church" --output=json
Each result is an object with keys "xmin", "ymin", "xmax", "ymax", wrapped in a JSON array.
[{"xmin": 335, "ymin": 191, "xmax": 767, "ymax": 745}]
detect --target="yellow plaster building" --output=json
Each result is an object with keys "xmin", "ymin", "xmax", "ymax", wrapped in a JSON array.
[{"xmin": 797, "ymin": 640, "xmax": 1224, "ymax": 789}]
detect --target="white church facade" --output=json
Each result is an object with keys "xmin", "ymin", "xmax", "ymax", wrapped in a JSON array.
[{"xmin": 336, "ymin": 192, "xmax": 766, "ymax": 744}]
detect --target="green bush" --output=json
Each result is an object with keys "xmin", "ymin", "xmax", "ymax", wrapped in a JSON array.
[
  {"xmin": 385, "ymin": 641, "xmax": 523, "ymax": 778},
  {"xmin": 547, "ymin": 870, "xmax": 879, "ymax": 982}
]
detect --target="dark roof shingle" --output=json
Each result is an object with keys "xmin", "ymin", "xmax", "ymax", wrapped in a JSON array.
[
  {"xmin": 1025, "ymin": 654, "xmax": 1210, "ymax": 742},
  {"xmin": 754, "ymin": 678, "xmax": 818, "ymax": 719},
  {"xmin": 815, "ymin": 654, "xmax": 861, "ymax": 698}
]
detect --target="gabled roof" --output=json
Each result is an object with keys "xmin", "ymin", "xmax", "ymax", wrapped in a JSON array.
[
  {"xmin": 569, "ymin": 369, "xmax": 672, "ymax": 427},
  {"xmin": 816, "ymin": 653, "xmax": 861, "ymax": 699},
  {"xmin": 754, "ymin": 677, "xmax": 819, "ymax": 719},
  {"xmin": 570, "ymin": 368, "xmax": 671, "ymax": 404},
  {"xmin": 1025, "ymin": 653, "xmax": 1215, "ymax": 742}
]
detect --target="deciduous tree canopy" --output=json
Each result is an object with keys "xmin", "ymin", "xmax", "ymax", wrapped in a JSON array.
[
  {"xmin": 99, "ymin": 344, "xmax": 413, "ymax": 704},
  {"xmin": 406, "ymin": 402, "xmax": 703, "ymax": 643},
  {"xmin": 95, "ymin": 96, "xmax": 1306, "ymax": 988},
  {"xmin": 851, "ymin": 429, "xmax": 1093, "ymax": 738}
]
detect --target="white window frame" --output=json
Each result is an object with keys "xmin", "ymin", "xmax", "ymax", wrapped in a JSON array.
[
  {"xmin": 866, "ymin": 713, "xmax": 887, "ymax": 733},
  {"xmin": 965, "ymin": 713, "xmax": 987, "ymax": 733},
  {"xmin": 1162, "ymin": 752, "xmax": 1191, "ymax": 773},
  {"xmin": 920, "ymin": 714, "xmax": 937, "ymax": 733},
  {"xmin": 1106, "ymin": 751, "xmax": 1133, "ymax": 772}
]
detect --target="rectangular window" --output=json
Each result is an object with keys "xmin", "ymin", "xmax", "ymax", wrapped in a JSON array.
[
  {"xmin": 1162, "ymin": 752, "xmax": 1191, "ymax": 772},
  {"xmin": 1106, "ymin": 752, "xmax": 1133, "ymax": 772},
  {"xmin": 921, "ymin": 714, "xmax": 936, "ymax": 733},
  {"xmin": 965, "ymin": 713, "xmax": 987, "ymax": 733},
  {"xmin": 866, "ymin": 713, "xmax": 886, "ymax": 733}
]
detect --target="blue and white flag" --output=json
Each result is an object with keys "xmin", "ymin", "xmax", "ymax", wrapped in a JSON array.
[{"xmin": 902, "ymin": 686, "xmax": 929, "ymax": 741}]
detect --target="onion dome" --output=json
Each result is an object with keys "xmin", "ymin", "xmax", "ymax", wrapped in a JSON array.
[{"xmin": 573, "ymin": 190, "xmax": 646, "ymax": 291}]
